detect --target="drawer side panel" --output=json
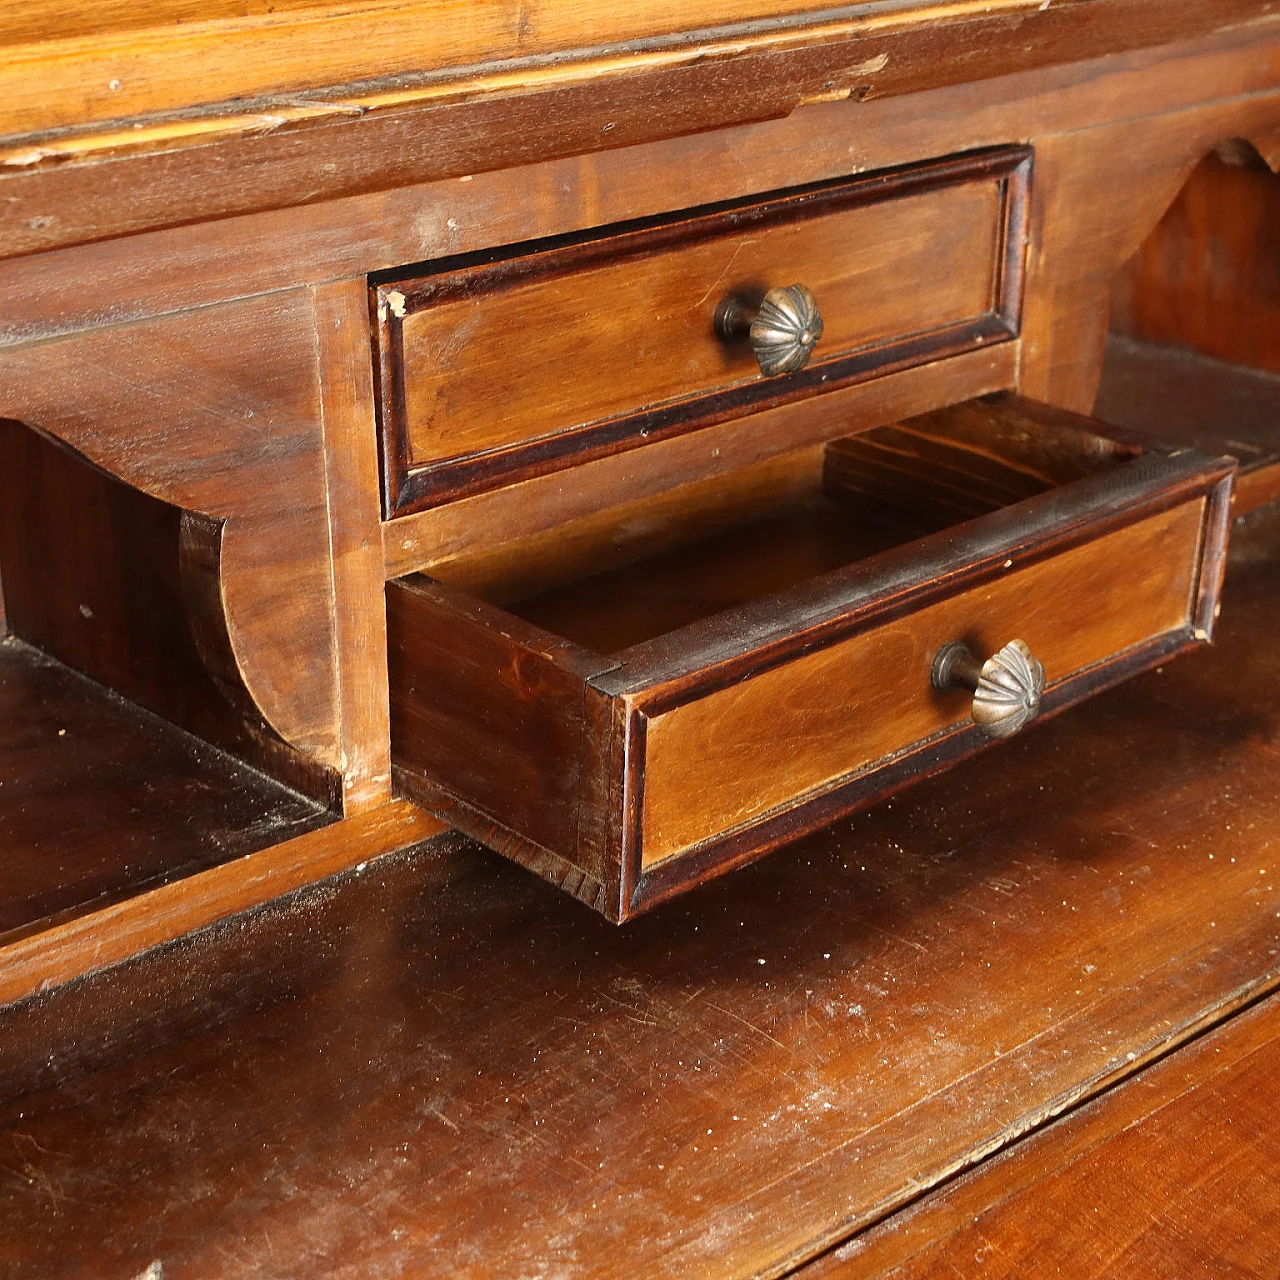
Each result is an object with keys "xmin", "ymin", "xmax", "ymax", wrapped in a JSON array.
[{"xmin": 387, "ymin": 577, "xmax": 616, "ymax": 877}]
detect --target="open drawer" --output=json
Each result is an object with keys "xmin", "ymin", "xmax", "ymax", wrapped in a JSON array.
[{"xmin": 388, "ymin": 396, "xmax": 1234, "ymax": 921}]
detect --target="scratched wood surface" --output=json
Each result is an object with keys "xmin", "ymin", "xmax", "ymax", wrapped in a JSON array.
[
  {"xmin": 0, "ymin": 0, "xmax": 1273, "ymax": 163},
  {"xmin": 3, "ymin": 503, "xmax": 1279, "ymax": 1279},
  {"xmin": 798, "ymin": 988, "xmax": 1280, "ymax": 1278},
  {"xmin": 0, "ymin": 636, "xmax": 326, "ymax": 943}
]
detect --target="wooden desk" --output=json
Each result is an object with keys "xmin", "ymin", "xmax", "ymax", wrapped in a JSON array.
[{"xmin": 1, "ymin": 5, "xmax": 1279, "ymax": 1272}]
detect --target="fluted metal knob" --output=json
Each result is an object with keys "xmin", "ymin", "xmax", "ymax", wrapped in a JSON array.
[
  {"xmin": 932, "ymin": 639, "xmax": 1045, "ymax": 740},
  {"xmin": 715, "ymin": 284, "xmax": 824, "ymax": 376}
]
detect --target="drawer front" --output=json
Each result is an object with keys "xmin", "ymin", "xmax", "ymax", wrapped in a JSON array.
[
  {"xmin": 375, "ymin": 148, "xmax": 1030, "ymax": 517},
  {"xmin": 637, "ymin": 500, "xmax": 1204, "ymax": 868},
  {"xmin": 388, "ymin": 400, "xmax": 1234, "ymax": 923}
]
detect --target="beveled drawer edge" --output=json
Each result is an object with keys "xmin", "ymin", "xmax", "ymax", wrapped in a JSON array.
[
  {"xmin": 591, "ymin": 446, "xmax": 1235, "ymax": 705},
  {"xmin": 374, "ymin": 145, "xmax": 1033, "ymax": 518}
]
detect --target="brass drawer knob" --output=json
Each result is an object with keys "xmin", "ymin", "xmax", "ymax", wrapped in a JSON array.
[
  {"xmin": 932, "ymin": 639, "xmax": 1045, "ymax": 740},
  {"xmin": 715, "ymin": 284, "xmax": 824, "ymax": 376}
]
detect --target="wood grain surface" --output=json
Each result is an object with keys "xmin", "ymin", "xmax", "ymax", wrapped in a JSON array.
[
  {"xmin": 0, "ymin": 636, "xmax": 325, "ymax": 946},
  {"xmin": 1111, "ymin": 148, "xmax": 1280, "ymax": 376},
  {"xmin": 1, "ymin": 0, "xmax": 1274, "ymax": 163},
  {"xmin": 0, "ymin": 293, "xmax": 345, "ymax": 794},
  {"xmin": 798, "ymin": 989, "xmax": 1280, "ymax": 1279},
  {"xmin": 383, "ymin": 345, "xmax": 1017, "ymax": 582},
  {"xmin": 1096, "ymin": 335, "xmax": 1280, "ymax": 515},
  {"xmin": 6, "ymin": 33, "xmax": 1280, "ymax": 350},
  {"xmin": 2, "ymin": 503, "xmax": 1279, "ymax": 1278},
  {"xmin": 0, "ymin": 2, "xmax": 1275, "ymax": 263},
  {"xmin": 382, "ymin": 154, "xmax": 1016, "ymax": 511},
  {"xmin": 639, "ymin": 500, "xmax": 1203, "ymax": 866},
  {"xmin": 312, "ymin": 279, "xmax": 394, "ymax": 814}
]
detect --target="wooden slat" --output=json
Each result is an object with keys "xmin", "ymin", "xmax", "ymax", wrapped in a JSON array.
[
  {"xmin": 5, "ymin": 34, "xmax": 1280, "ymax": 343},
  {"xmin": 797, "ymin": 991, "xmax": 1280, "ymax": 1278},
  {"xmin": 0, "ymin": 1, "xmax": 1274, "ymax": 156},
  {"xmin": 312, "ymin": 279, "xmax": 394, "ymax": 814}
]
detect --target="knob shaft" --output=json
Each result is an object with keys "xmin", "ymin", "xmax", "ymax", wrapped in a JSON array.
[
  {"xmin": 932, "ymin": 639, "xmax": 1045, "ymax": 740},
  {"xmin": 715, "ymin": 284, "xmax": 824, "ymax": 376}
]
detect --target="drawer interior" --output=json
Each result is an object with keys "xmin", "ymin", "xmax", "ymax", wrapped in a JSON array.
[{"xmin": 430, "ymin": 397, "xmax": 1136, "ymax": 657}]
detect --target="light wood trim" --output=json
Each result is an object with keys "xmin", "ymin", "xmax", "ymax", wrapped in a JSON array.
[
  {"xmin": 640, "ymin": 500, "xmax": 1205, "ymax": 865},
  {"xmin": 314, "ymin": 279, "xmax": 394, "ymax": 813},
  {"xmin": 0, "ymin": 800, "xmax": 444, "ymax": 1009},
  {"xmin": 0, "ymin": 0, "xmax": 1179, "ymax": 144}
]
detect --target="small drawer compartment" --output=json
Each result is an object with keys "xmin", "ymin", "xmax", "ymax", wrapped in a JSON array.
[
  {"xmin": 374, "ymin": 148, "xmax": 1031, "ymax": 517},
  {"xmin": 388, "ymin": 396, "xmax": 1233, "ymax": 921}
]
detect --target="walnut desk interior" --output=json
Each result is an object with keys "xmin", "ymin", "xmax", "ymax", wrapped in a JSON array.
[{"xmin": 1, "ymin": 3, "xmax": 1280, "ymax": 1274}]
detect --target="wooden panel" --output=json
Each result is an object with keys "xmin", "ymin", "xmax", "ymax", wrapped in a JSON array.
[
  {"xmin": 0, "ymin": 419, "xmax": 327, "ymax": 797},
  {"xmin": 2, "ymin": 1, "xmax": 1275, "ymax": 156},
  {"xmin": 800, "ymin": 991, "xmax": 1280, "ymax": 1279},
  {"xmin": 1020, "ymin": 98, "xmax": 1280, "ymax": 413},
  {"xmin": 387, "ymin": 575, "xmax": 620, "ymax": 909},
  {"xmin": 432, "ymin": 446, "xmax": 828, "ymax": 605},
  {"xmin": 379, "ymin": 150, "xmax": 1024, "ymax": 512},
  {"xmin": 0, "ymin": 797, "xmax": 442, "ymax": 1009},
  {"xmin": 0, "ymin": 292, "xmax": 344, "ymax": 796},
  {"xmin": 5, "ymin": 40, "xmax": 1280, "ymax": 347},
  {"xmin": 312, "ymin": 279, "xmax": 393, "ymax": 814},
  {"xmin": 1096, "ymin": 334, "xmax": 1280, "ymax": 514},
  {"xmin": 1111, "ymin": 148, "xmax": 1280, "ymax": 375},
  {"xmin": 0, "ymin": 5, "xmax": 1276, "ymax": 259},
  {"xmin": 640, "ymin": 501, "xmax": 1205, "ymax": 865},
  {"xmin": 1, "ymin": 503, "xmax": 1279, "ymax": 1276},
  {"xmin": 381, "ymin": 344, "xmax": 1018, "ymax": 581}
]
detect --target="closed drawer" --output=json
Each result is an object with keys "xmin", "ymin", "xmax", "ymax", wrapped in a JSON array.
[
  {"xmin": 387, "ymin": 396, "xmax": 1233, "ymax": 921},
  {"xmin": 374, "ymin": 148, "xmax": 1031, "ymax": 517}
]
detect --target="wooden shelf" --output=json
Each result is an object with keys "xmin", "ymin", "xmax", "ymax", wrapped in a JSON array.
[
  {"xmin": 1096, "ymin": 334, "xmax": 1280, "ymax": 510},
  {"xmin": 0, "ymin": 635, "xmax": 330, "ymax": 946},
  {"xmin": 3, "ymin": 504, "xmax": 1278, "ymax": 1277}
]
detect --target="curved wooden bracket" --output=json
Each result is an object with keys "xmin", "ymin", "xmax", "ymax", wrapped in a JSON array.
[{"xmin": 0, "ymin": 290, "xmax": 346, "ymax": 797}]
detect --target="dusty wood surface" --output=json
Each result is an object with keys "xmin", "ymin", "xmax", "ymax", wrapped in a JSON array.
[
  {"xmin": 0, "ymin": 636, "xmax": 326, "ymax": 944},
  {"xmin": 0, "ymin": 798, "xmax": 444, "ymax": 1010},
  {"xmin": 2, "ymin": 505, "xmax": 1279, "ymax": 1278},
  {"xmin": 798, "ymin": 987, "xmax": 1280, "ymax": 1278}
]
